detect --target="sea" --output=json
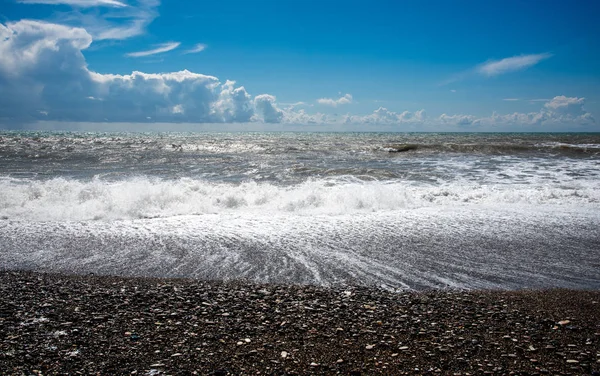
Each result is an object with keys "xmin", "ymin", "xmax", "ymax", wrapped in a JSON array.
[{"xmin": 1, "ymin": 131, "xmax": 599, "ymax": 290}]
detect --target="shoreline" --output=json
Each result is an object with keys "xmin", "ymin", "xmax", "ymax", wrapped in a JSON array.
[{"xmin": 1, "ymin": 270, "xmax": 599, "ymax": 375}]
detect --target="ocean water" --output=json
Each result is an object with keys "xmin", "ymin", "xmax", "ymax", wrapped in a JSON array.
[{"xmin": 1, "ymin": 131, "xmax": 599, "ymax": 290}]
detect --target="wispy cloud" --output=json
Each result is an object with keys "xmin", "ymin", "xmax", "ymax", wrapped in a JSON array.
[
  {"xmin": 441, "ymin": 52, "xmax": 553, "ymax": 86},
  {"xmin": 317, "ymin": 93, "xmax": 353, "ymax": 107},
  {"xmin": 503, "ymin": 98, "xmax": 552, "ymax": 103},
  {"xmin": 18, "ymin": 0, "xmax": 128, "ymax": 7},
  {"xmin": 126, "ymin": 42, "xmax": 180, "ymax": 57},
  {"xmin": 477, "ymin": 53, "xmax": 552, "ymax": 77},
  {"xmin": 184, "ymin": 43, "xmax": 207, "ymax": 54},
  {"xmin": 93, "ymin": 0, "xmax": 160, "ymax": 40},
  {"xmin": 32, "ymin": 0, "xmax": 160, "ymax": 40}
]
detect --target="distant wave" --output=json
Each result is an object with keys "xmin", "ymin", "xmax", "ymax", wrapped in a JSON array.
[
  {"xmin": 380, "ymin": 142, "xmax": 600, "ymax": 155},
  {"xmin": 0, "ymin": 176, "xmax": 598, "ymax": 221},
  {"xmin": 3, "ymin": 133, "xmax": 600, "ymax": 161}
]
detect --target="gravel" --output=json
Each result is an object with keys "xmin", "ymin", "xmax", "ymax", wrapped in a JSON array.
[{"xmin": 1, "ymin": 270, "xmax": 599, "ymax": 375}]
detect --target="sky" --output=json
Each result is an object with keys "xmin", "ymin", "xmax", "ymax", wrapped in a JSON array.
[{"xmin": 0, "ymin": 0, "xmax": 599, "ymax": 132}]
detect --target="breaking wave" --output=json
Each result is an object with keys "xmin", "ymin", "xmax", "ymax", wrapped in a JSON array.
[{"xmin": 1, "ymin": 176, "xmax": 598, "ymax": 221}]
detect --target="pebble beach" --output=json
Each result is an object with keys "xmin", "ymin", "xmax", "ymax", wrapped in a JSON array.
[{"xmin": 1, "ymin": 271, "xmax": 599, "ymax": 375}]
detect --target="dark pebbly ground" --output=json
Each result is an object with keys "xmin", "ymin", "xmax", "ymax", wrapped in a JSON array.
[{"xmin": 1, "ymin": 271, "xmax": 599, "ymax": 375}]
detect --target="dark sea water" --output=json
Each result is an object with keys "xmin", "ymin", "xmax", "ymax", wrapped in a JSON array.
[{"xmin": 1, "ymin": 131, "xmax": 599, "ymax": 290}]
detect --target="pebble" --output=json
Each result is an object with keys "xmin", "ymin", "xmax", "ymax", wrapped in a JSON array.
[{"xmin": 1, "ymin": 270, "xmax": 598, "ymax": 375}]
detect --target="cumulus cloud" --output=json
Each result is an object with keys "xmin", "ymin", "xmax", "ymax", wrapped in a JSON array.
[
  {"xmin": 285, "ymin": 109, "xmax": 332, "ymax": 125},
  {"xmin": 211, "ymin": 80, "xmax": 253, "ymax": 122},
  {"xmin": 126, "ymin": 42, "xmax": 180, "ymax": 57},
  {"xmin": 184, "ymin": 43, "xmax": 207, "ymax": 54},
  {"xmin": 439, "ymin": 113, "xmax": 478, "ymax": 126},
  {"xmin": 317, "ymin": 93, "xmax": 353, "ymax": 107},
  {"xmin": 0, "ymin": 19, "xmax": 335, "ymax": 125},
  {"xmin": 0, "ymin": 20, "xmax": 594, "ymax": 129},
  {"xmin": 542, "ymin": 95, "xmax": 595, "ymax": 123},
  {"xmin": 0, "ymin": 20, "xmax": 261, "ymax": 123},
  {"xmin": 477, "ymin": 53, "xmax": 552, "ymax": 77},
  {"xmin": 18, "ymin": 0, "xmax": 128, "ymax": 7},
  {"xmin": 254, "ymin": 95, "xmax": 284, "ymax": 123},
  {"xmin": 0, "ymin": 20, "xmax": 95, "ymax": 122},
  {"xmin": 544, "ymin": 95, "xmax": 583, "ymax": 111},
  {"xmin": 0, "ymin": 20, "xmax": 92, "ymax": 74},
  {"xmin": 438, "ymin": 96, "xmax": 594, "ymax": 127},
  {"xmin": 344, "ymin": 107, "xmax": 427, "ymax": 125}
]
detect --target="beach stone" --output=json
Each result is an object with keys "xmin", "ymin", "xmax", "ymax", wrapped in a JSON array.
[{"xmin": 1, "ymin": 271, "xmax": 599, "ymax": 375}]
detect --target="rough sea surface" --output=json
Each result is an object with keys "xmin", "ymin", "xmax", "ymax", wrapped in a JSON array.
[{"xmin": 1, "ymin": 131, "xmax": 599, "ymax": 290}]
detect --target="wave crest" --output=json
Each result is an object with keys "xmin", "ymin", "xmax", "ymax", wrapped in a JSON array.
[{"xmin": 0, "ymin": 176, "xmax": 598, "ymax": 221}]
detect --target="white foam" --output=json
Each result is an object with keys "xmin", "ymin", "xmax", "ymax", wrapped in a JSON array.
[
  {"xmin": 538, "ymin": 142, "xmax": 600, "ymax": 150},
  {"xmin": 0, "ymin": 176, "xmax": 598, "ymax": 222},
  {"xmin": 1, "ymin": 208, "xmax": 598, "ymax": 289}
]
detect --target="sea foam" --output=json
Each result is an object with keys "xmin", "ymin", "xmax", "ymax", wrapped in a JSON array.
[{"xmin": 1, "ymin": 176, "xmax": 598, "ymax": 221}]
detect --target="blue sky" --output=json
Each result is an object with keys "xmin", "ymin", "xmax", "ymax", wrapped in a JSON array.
[{"xmin": 1, "ymin": 0, "xmax": 599, "ymax": 131}]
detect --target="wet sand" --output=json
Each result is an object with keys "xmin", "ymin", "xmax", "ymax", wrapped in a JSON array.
[{"xmin": 1, "ymin": 270, "xmax": 599, "ymax": 375}]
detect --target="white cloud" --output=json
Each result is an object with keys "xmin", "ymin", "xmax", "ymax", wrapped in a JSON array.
[
  {"xmin": 184, "ymin": 43, "xmax": 207, "ymax": 54},
  {"xmin": 544, "ymin": 95, "xmax": 583, "ymax": 111},
  {"xmin": 0, "ymin": 20, "xmax": 258, "ymax": 123},
  {"xmin": 503, "ymin": 98, "xmax": 520, "ymax": 101},
  {"xmin": 0, "ymin": 20, "xmax": 92, "ymax": 74},
  {"xmin": 35, "ymin": 0, "xmax": 160, "ymax": 40},
  {"xmin": 317, "ymin": 93, "xmax": 353, "ymax": 107},
  {"xmin": 442, "ymin": 53, "xmax": 553, "ymax": 85},
  {"xmin": 542, "ymin": 95, "xmax": 594, "ymax": 123},
  {"xmin": 211, "ymin": 80, "xmax": 253, "ymax": 122},
  {"xmin": 280, "ymin": 101, "xmax": 310, "ymax": 109},
  {"xmin": 19, "ymin": 0, "xmax": 128, "ymax": 6},
  {"xmin": 284, "ymin": 109, "xmax": 332, "ymax": 124},
  {"xmin": 344, "ymin": 107, "xmax": 427, "ymax": 125},
  {"xmin": 126, "ymin": 42, "xmax": 180, "ymax": 57},
  {"xmin": 0, "ymin": 21, "xmax": 595, "ymax": 129},
  {"xmin": 477, "ymin": 53, "xmax": 552, "ymax": 77},
  {"xmin": 439, "ymin": 96, "xmax": 594, "ymax": 127},
  {"xmin": 439, "ymin": 113, "xmax": 478, "ymax": 126},
  {"xmin": 254, "ymin": 94, "xmax": 284, "ymax": 123},
  {"xmin": 171, "ymin": 104, "xmax": 184, "ymax": 114}
]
